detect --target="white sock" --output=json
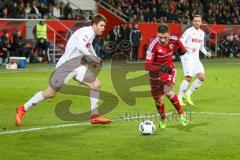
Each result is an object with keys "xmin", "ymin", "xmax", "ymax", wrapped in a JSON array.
[
  {"xmin": 178, "ymin": 80, "xmax": 189, "ymax": 100},
  {"xmin": 186, "ymin": 79, "xmax": 203, "ymax": 96},
  {"xmin": 24, "ymin": 92, "xmax": 44, "ymax": 111},
  {"xmin": 90, "ymin": 89, "xmax": 99, "ymax": 115}
]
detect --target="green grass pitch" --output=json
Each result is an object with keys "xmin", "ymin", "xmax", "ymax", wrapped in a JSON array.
[{"xmin": 0, "ymin": 58, "xmax": 240, "ymax": 160}]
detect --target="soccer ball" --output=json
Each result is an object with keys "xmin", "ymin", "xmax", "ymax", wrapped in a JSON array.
[{"xmin": 139, "ymin": 120, "xmax": 156, "ymax": 135}]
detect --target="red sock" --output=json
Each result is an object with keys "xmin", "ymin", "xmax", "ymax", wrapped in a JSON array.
[
  {"xmin": 156, "ymin": 104, "xmax": 166, "ymax": 120},
  {"xmin": 169, "ymin": 95, "xmax": 184, "ymax": 115}
]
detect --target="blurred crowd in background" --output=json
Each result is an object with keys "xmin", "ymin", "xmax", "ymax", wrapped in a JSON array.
[
  {"xmin": 104, "ymin": 0, "xmax": 240, "ymax": 24},
  {"xmin": 0, "ymin": 0, "xmax": 87, "ymax": 20}
]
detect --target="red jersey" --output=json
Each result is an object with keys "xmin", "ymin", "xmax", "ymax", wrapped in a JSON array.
[
  {"xmin": 145, "ymin": 35, "xmax": 186, "ymax": 98},
  {"xmin": 145, "ymin": 35, "xmax": 186, "ymax": 71}
]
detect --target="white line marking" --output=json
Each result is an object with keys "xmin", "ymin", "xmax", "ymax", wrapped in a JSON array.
[
  {"xmin": 0, "ymin": 61, "xmax": 239, "ymax": 74},
  {"xmin": 0, "ymin": 122, "xmax": 90, "ymax": 135},
  {"xmin": 1, "ymin": 111, "xmax": 240, "ymax": 135},
  {"xmin": 191, "ymin": 111, "xmax": 240, "ymax": 116}
]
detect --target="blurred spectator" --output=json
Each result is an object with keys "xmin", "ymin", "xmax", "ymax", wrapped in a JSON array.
[
  {"xmin": 143, "ymin": 7, "xmax": 153, "ymax": 22},
  {"xmin": 103, "ymin": 0, "xmax": 240, "ymax": 25},
  {"xmin": 219, "ymin": 34, "xmax": 239, "ymax": 57},
  {"xmin": 8, "ymin": 2, "xmax": 19, "ymax": 18},
  {"xmin": 64, "ymin": 2, "xmax": 73, "ymax": 19},
  {"xmin": 59, "ymin": 2, "xmax": 65, "ymax": 19},
  {"xmin": 25, "ymin": 3, "xmax": 31, "ymax": 16},
  {"xmin": 109, "ymin": 25, "xmax": 122, "ymax": 43},
  {"xmin": 39, "ymin": 2, "xmax": 49, "ymax": 18},
  {"xmin": 129, "ymin": 23, "xmax": 142, "ymax": 61},
  {"xmin": 120, "ymin": 23, "xmax": 129, "ymax": 40},
  {"xmin": 39, "ymin": 0, "xmax": 53, "ymax": 5},
  {"xmin": 33, "ymin": 20, "xmax": 50, "ymax": 62},
  {"xmin": 0, "ymin": 32, "xmax": 12, "ymax": 63},
  {"xmin": 234, "ymin": 35, "xmax": 240, "ymax": 58},
  {"xmin": 125, "ymin": 23, "xmax": 133, "ymax": 40},
  {"xmin": 12, "ymin": 31, "xmax": 30, "ymax": 58},
  {"xmin": 52, "ymin": 2, "xmax": 60, "ymax": 19},
  {"xmin": 48, "ymin": 3, "xmax": 53, "ymax": 18},
  {"xmin": 30, "ymin": 0, "xmax": 41, "ymax": 17},
  {"xmin": 0, "ymin": 0, "xmax": 88, "ymax": 21},
  {"xmin": 0, "ymin": 7, "xmax": 9, "ymax": 18},
  {"xmin": 18, "ymin": 2, "xmax": 26, "ymax": 18},
  {"xmin": 0, "ymin": 0, "xmax": 4, "ymax": 11}
]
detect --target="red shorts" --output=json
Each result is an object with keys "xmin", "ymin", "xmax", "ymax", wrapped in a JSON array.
[{"xmin": 149, "ymin": 69, "xmax": 176, "ymax": 98}]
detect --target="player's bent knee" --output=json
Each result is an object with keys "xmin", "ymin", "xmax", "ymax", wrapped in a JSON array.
[
  {"xmin": 156, "ymin": 101, "xmax": 164, "ymax": 106},
  {"xmin": 155, "ymin": 97, "xmax": 164, "ymax": 106},
  {"xmin": 197, "ymin": 73, "xmax": 205, "ymax": 81},
  {"xmin": 198, "ymin": 78, "xmax": 205, "ymax": 81},
  {"xmin": 44, "ymin": 92, "xmax": 56, "ymax": 99},
  {"xmin": 43, "ymin": 90, "xmax": 56, "ymax": 99},
  {"xmin": 185, "ymin": 76, "xmax": 192, "ymax": 82},
  {"xmin": 165, "ymin": 91, "xmax": 174, "ymax": 98},
  {"xmin": 164, "ymin": 85, "xmax": 174, "ymax": 98},
  {"xmin": 198, "ymin": 76, "xmax": 205, "ymax": 81}
]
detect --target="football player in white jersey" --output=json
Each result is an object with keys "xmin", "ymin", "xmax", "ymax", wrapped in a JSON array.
[
  {"xmin": 16, "ymin": 14, "xmax": 112, "ymax": 126},
  {"xmin": 178, "ymin": 15, "xmax": 211, "ymax": 106}
]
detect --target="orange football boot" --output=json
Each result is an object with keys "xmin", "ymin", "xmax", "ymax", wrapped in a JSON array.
[
  {"xmin": 90, "ymin": 114, "xmax": 112, "ymax": 124},
  {"xmin": 16, "ymin": 106, "xmax": 26, "ymax": 127}
]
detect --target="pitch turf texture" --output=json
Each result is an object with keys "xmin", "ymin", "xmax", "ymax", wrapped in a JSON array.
[{"xmin": 0, "ymin": 58, "xmax": 240, "ymax": 160}]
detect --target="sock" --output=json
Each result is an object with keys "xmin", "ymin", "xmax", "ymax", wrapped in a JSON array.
[
  {"xmin": 168, "ymin": 95, "xmax": 184, "ymax": 115},
  {"xmin": 90, "ymin": 89, "xmax": 99, "ymax": 116},
  {"xmin": 178, "ymin": 80, "xmax": 189, "ymax": 99},
  {"xmin": 156, "ymin": 103, "xmax": 166, "ymax": 120},
  {"xmin": 186, "ymin": 79, "xmax": 203, "ymax": 96},
  {"xmin": 23, "ymin": 92, "xmax": 44, "ymax": 111}
]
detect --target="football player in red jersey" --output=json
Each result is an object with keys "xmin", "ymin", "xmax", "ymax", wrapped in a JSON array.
[{"xmin": 145, "ymin": 24, "xmax": 189, "ymax": 128}]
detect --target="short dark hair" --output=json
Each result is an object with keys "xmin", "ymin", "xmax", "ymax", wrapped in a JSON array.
[
  {"xmin": 157, "ymin": 24, "xmax": 169, "ymax": 33},
  {"xmin": 91, "ymin": 14, "xmax": 107, "ymax": 25},
  {"xmin": 193, "ymin": 15, "xmax": 202, "ymax": 19}
]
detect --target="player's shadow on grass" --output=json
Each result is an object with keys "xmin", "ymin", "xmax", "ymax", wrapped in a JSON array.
[{"xmin": 168, "ymin": 122, "xmax": 210, "ymax": 132}]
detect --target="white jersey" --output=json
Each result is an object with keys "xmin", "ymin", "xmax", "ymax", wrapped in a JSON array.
[
  {"xmin": 180, "ymin": 26, "xmax": 207, "ymax": 62},
  {"xmin": 56, "ymin": 26, "xmax": 97, "ymax": 68}
]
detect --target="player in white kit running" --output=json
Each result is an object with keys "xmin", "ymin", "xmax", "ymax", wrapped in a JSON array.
[
  {"xmin": 16, "ymin": 14, "xmax": 112, "ymax": 126},
  {"xmin": 178, "ymin": 15, "xmax": 211, "ymax": 106}
]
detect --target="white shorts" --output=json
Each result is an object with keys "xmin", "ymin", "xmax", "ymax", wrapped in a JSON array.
[
  {"xmin": 65, "ymin": 65, "xmax": 94, "ymax": 83},
  {"xmin": 50, "ymin": 65, "xmax": 94, "ymax": 91},
  {"xmin": 181, "ymin": 61, "xmax": 205, "ymax": 77}
]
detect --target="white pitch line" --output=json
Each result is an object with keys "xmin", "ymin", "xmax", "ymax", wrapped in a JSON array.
[
  {"xmin": 0, "ymin": 61, "xmax": 239, "ymax": 74},
  {"xmin": 0, "ymin": 116, "xmax": 142, "ymax": 135},
  {"xmin": 1, "ymin": 111, "xmax": 240, "ymax": 135},
  {"xmin": 0, "ymin": 122, "xmax": 91, "ymax": 135},
  {"xmin": 191, "ymin": 111, "xmax": 240, "ymax": 116}
]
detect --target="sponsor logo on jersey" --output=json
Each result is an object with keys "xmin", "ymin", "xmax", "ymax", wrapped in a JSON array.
[
  {"xmin": 158, "ymin": 48, "xmax": 163, "ymax": 53},
  {"xmin": 157, "ymin": 52, "xmax": 173, "ymax": 58},
  {"xmin": 146, "ymin": 52, "xmax": 153, "ymax": 60},
  {"xmin": 169, "ymin": 44, "xmax": 174, "ymax": 50},
  {"xmin": 192, "ymin": 38, "xmax": 202, "ymax": 43},
  {"xmin": 86, "ymin": 43, "xmax": 91, "ymax": 48}
]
